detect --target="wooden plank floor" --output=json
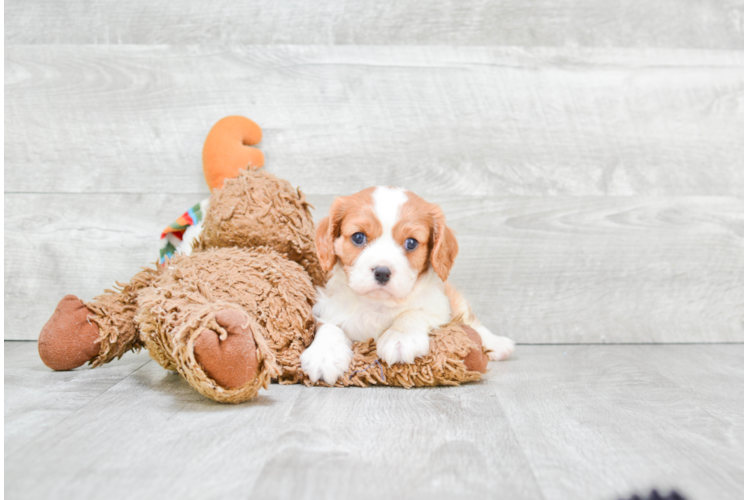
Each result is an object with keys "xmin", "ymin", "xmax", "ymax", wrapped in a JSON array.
[{"xmin": 5, "ymin": 342, "xmax": 743, "ymax": 500}]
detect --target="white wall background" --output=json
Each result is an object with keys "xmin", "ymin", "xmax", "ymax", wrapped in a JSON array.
[{"xmin": 4, "ymin": 0, "xmax": 743, "ymax": 342}]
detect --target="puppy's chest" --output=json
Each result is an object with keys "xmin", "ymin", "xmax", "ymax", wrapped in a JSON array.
[{"xmin": 340, "ymin": 302, "xmax": 401, "ymax": 342}]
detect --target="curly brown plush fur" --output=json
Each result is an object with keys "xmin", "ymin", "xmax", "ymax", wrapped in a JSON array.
[
  {"xmin": 38, "ymin": 167, "xmax": 489, "ymax": 403},
  {"xmin": 195, "ymin": 169, "xmax": 325, "ymax": 287},
  {"xmin": 335, "ymin": 323, "xmax": 486, "ymax": 388},
  {"xmin": 137, "ymin": 247, "xmax": 316, "ymax": 393}
]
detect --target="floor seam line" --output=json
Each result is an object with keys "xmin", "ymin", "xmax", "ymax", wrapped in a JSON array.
[
  {"xmin": 6, "ymin": 358, "xmax": 153, "ymax": 460},
  {"xmin": 488, "ymin": 385, "xmax": 548, "ymax": 500}
]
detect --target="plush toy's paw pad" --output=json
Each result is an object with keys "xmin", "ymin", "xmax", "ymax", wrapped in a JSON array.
[
  {"xmin": 460, "ymin": 325, "xmax": 489, "ymax": 373},
  {"xmin": 475, "ymin": 326, "xmax": 515, "ymax": 361},
  {"xmin": 300, "ymin": 338, "xmax": 352, "ymax": 386},
  {"xmin": 38, "ymin": 295, "xmax": 101, "ymax": 371},
  {"xmin": 376, "ymin": 328, "xmax": 430, "ymax": 365},
  {"xmin": 194, "ymin": 310, "xmax": 259, "ymax": 389}
]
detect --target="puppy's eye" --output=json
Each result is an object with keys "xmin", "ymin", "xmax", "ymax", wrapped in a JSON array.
[
  {"xmin": 351, "ymin": 232, "xmax": 367, "ymax": 246},
  {"xmin": 404, "ymin": 238, "xmax": 419, "ymax": 251}
]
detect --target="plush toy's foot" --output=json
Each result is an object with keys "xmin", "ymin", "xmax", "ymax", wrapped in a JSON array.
[
  {"xmin": 460, "ymin": 325, "xmax": 489, "ymax": 373},
  {"xmin": 38, "ymin": 295, "xmax": 101, "ymax": 371},
  {"xmin": 194, "ymin": 310, "xmax": 259, "ymax": 389}
]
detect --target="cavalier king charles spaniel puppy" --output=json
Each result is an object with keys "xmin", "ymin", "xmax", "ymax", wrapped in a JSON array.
[{"xmin": 301, "ymin": 186, "xmax": 515, "ymax": 385}]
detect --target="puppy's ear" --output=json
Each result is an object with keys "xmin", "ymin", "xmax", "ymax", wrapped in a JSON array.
[
  {"xmin": 315, "ymin": 216, "xmax": 336, "ymax": 272},
  {"xmin": 316, "ymin": 198, "xmax": 345, "ymax": 272},
  {"xmin": 430, "ymin": 205, "xmax": 459, "ymax": 281}
]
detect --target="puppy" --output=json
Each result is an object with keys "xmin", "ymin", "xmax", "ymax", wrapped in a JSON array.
[{"xmin": 300, "ymin": 186, "xmax": 515, "ymax": 385}]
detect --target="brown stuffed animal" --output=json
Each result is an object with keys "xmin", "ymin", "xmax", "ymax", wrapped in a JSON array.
[{"xmin": 37, "ymin": 117, "xmax": 488, "ymax": 403}]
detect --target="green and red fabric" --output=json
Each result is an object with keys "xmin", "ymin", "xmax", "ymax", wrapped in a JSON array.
[{"xmin": 159, "ymin": 198, "xmax": 210, "ymax": 264}]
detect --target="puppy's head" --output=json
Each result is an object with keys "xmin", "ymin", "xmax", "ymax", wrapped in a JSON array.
[{"xmin": 316, "ymin": 186, "xmax": 458, "ymax": 300}]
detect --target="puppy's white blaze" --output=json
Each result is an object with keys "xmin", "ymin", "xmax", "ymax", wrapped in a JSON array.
[{"xmin": 372, "ymin": 186, "xmax": 408, "ymax": 232}]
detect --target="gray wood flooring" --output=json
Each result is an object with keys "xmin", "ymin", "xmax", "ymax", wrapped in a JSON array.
[{"xmin": 5, "ymin": 342, "xmax": 742, "ymax": 500}]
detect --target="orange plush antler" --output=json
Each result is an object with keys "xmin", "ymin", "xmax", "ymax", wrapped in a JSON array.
[{"xmin": 202, "ymin": 116, "xmax": 265, "ymax": 192}]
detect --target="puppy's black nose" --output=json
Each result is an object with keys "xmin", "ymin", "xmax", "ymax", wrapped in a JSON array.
[{"xmin": 373, "ymin": 266, "xmax": 391, "ymax": 284}]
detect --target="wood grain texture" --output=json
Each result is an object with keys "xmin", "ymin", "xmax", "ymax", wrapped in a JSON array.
[
  {"xmin": 4, "ymin": 343, "xmax": 743, "ymax": 500},
  {"xmin": 489, "ymin": 344, "xmax": 743, "ymax": 500},
  {"xmin": 4, "ymin": 193, "xmax": 201, "ymax": 341},
  {"xmin": 737, "ymin": 234, "xmax": 748, "ymax": 331},
  {"xmin": 5, "ymin": 193, "xmax": 742, "ymax": 343},
  {"xmin": 4, "ymin": 0, "xmax": 743, "ymax": 49},
  {"xmin": 5, "ymin": 348, "xmax": 542, "ymax": 499},
  {"xmin": 5, "ymin": 45, "xmax": 743, "ymax": 196},
  {"xmin": 440, "ymin": 195, "xmax": 744, "ymax": 344},
  {"xmin": 4, "ymin": 342, "xmax": 150, "ymax": 457}
]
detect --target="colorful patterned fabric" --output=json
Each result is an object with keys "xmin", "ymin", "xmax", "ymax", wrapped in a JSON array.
[{"xmin": 159, "ymin": 198, "xmax": 210, "ymax": 264}]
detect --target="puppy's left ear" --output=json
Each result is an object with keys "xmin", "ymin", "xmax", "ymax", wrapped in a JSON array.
[{"xmin": 430, "ymin": 205, "xmax": 459, "ymax": 281}]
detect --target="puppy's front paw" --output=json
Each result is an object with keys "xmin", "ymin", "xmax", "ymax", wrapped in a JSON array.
[
  {"xmin": 377, "ymin": 328, "xmax": 430, "ymax": 365},
  {"xmin": 476, "ymin": 326, "xmax": 515, "ymax": 361},
  {"xmin": 300, "ymin": 339, "xmax": 353, "ymax": 386}
]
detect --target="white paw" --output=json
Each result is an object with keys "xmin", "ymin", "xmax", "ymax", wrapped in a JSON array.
[
  {"xmin": 476, "ymin": 326, "xmax": 515, "ymax": 361},
  {"xmin": 300, "ymin": 339, "xmax": 353, "ymax": 385},
  {"xmin": 377, "ymin": 328, "xmax": 430, "ymax": 365}
]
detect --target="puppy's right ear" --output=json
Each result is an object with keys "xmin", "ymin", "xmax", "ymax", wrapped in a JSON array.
[
  {"xmin": 316, "ymin": 197, "xmax": 346, "ymax": 272},
  {"xmin": 316, "ymin": 215, "xmax": 337, "ymax": 272}
]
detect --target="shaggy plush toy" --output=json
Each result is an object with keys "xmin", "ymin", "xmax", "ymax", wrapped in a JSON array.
[{"xmin": 37, "ymin": 116, "xmax": 489, "ymax": 403}]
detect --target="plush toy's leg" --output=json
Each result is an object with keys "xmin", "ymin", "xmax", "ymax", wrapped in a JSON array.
[
  {"xmin": 166, "ymin": 305, "xmax": 281, "ymax": 403},
  {"xmin": 38, "ymin": 295, "xmax": 102, "ymax": 371},
  {"xmin": 38, "ymin": 269, "xmax": 157, "ymax": 371},
  {"xmin": 460, "ymin": 325, "xmax": 489, "ymax": 374}
]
